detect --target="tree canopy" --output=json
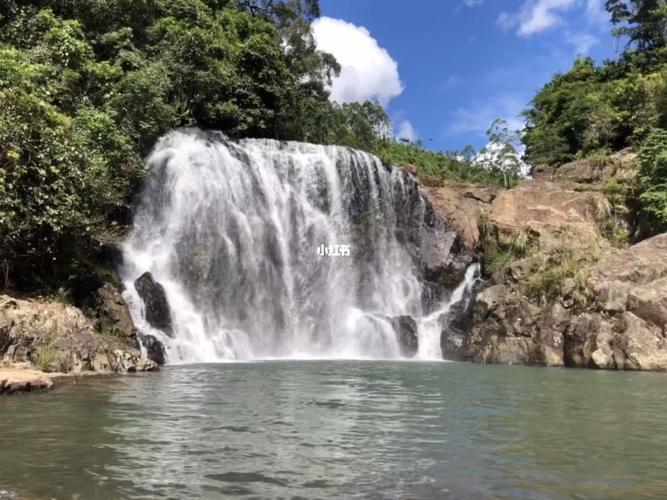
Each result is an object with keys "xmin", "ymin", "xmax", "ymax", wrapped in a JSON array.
[{"xmin": 0, "ymin": 0, "xmax": 506, "ymax": 294}]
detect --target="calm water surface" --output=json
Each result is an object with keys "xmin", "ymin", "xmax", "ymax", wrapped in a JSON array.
[{"xmin": 1, "ymin": 361, "xmax": 667, "ymax": 499}]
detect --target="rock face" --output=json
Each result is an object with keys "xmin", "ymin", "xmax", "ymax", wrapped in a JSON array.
[
  {"xmin": 428, "ymin": 167, "xmax": 667, "ymax": 371},
  {"xmin": 96, "ymin": 282, "xmax": 136, "ymax": 337},
  {"xmin": 425, "ymin": 182, "xmax": 498, "ymax": 250},
  {"xmin": 134, "ymin": 272, "xmax": 174, "ymax": 337},
  {"xmin": 489, "ymin": 180, "xmax": 609, "ymax": 250},
  {"xmin": 0, "ymin": 295, "xmax": 157, "ymax": 376},
  {"xmin": 532, "ymin": 148, "xmax": 637, "ymax": 184},
  {"xmin": 391, "ymin": 316, "xmax": 419, "ymax": 357}
]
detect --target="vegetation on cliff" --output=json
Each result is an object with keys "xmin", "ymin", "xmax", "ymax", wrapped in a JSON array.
[{"xmin": 523, "ymin": 0, "xmax": 667, "ymax": 235}]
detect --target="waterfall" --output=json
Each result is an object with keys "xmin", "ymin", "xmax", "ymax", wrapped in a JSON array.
[{"xmin": 121, "ymin": 129, "xmax": 475, "ymax": 363}]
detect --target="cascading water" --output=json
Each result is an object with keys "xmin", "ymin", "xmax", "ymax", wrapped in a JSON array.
[{"xmin": 121, "ymin": 129, "xmax": 478, "ymax": 363}]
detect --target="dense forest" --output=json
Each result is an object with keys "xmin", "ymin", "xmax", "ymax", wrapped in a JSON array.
[
  {"xmin": 523, "ymin": 0, "xmax": 667, "ymax": 235},
  {"xmin": 0, "ymin": 0, "xmax": 502, "ymax": 296}
]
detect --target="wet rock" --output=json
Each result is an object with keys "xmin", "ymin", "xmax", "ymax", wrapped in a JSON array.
[
  {"xmin": 96, "ymin": 282, "xmax": 136, "ymax": 337},
  {"xmin": 391, "ymin": 315, "xmax": 419, "ymax": 357},
  {"xmin": 0, "ymin": 368, "xmax": 53, "ymax": 394},
  {"xmin": 134, "ymin": 272, "xmax": 174, "ymax": 337},
  {"xmin": 109, "ymin": 349, "xmax": 159, "ymax": 373},
  {"xmin": 0, "ymin": 321, "xmax": 11, "ymax": 356},
  {"xmin": 138, "ymin": 333, "xmax": 167, "ymax": 366}
]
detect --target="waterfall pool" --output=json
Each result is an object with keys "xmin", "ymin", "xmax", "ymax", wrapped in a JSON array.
[{"xmin": 2, "ymin": 361, "xmax": 666, "ymax": 499}]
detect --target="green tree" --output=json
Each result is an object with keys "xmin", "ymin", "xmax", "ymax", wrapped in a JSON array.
[
  {"xmin": 606, "ymin": 0, "xmax": 667, "ymax": 53},
  {"xmin": 637, "ymin": 128, "xmax": 667, "ymax": 231},
  {"xmin": 478, "ymin": 119, "xmax": 522, "ymax": 188}
]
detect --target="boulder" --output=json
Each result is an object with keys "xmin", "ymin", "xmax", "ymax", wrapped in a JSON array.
[
  {"xmin": 138, "ymin": 333, "xmax": 167, "ymax": 366},
  {"xmin": 445, "ymin": 234, "xmax": 667, "ymax": 371},
  {"xmin": 391, "ymin": 315, "xmax": 419, "ymax": 357},
  {"xmin": 589, "ymin": 234, "xmax": 667, "ymax": 318},
  {"xmin": 134, "ymin": 272, "xmax": 174, "ymax": 337},
  {"xmin": 615, "ymin": 312, "xmax": 667, "ymax": 371}
]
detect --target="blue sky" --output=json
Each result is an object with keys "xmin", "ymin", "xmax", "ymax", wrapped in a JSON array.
[{"xmin": 316, "ymin": 0, "xmax": 620, "ymax": 152}]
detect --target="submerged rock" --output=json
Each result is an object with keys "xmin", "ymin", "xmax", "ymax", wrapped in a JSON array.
[
  {"xmin": 138, "ymin": 333, "xmax": 167, "ymax": 366},
  {"xmin": 391, "ymin": 315, "xmax": 419, "ymax": 357},
  {"xmin": 134, "ymin": 272, "xmax": 174, "ymax": 337}
]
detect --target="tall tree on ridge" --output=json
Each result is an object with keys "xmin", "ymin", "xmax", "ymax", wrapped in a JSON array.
[{"xmin": 606, "ymin": 0, "xmax": 667, "ymax": 52}]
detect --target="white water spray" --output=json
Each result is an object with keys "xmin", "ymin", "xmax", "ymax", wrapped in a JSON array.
[{"xmin": 121, "ymin": 129, "xmax": 477, "ymax": 363}]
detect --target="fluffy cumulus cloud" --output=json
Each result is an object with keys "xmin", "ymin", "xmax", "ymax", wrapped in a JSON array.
[
  {"xmin": 312, "ymin": 17, "xmax": 403, "ymax": 106},
  {"xmin": 395, "ymin": 120, "xmax": 418, "ymax": 142}
]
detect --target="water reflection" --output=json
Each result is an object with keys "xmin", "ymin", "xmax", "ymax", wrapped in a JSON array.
[{"xmin": 1, "ymin": 363, "xmax": 667, "ymax": 499}]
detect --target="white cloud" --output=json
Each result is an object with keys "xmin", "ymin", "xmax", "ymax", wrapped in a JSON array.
[
  {"xmin": 395, "ymin": 120, "xmax": 418, "ymax": 142},
  {"xmin": 464, "ymin": 0, "xmax": 483, "ymax": 6},
  {"xmin": 498, "ymin": 0, "xmax": 610, "ymax": 36},
  {"xmin": 312, "ymin": 17, "xmax": 403, "ymax": 106},
  {"xmin": 565, "ymin": 31, "xmax": 599, "ymax": 55},
  {"xmin": 498, "ymin": 0, "xmax": 578, "ymax": 36},
  {"xmin": 585, "ymin": 0, "xmax": 609, "ymax": 24}
]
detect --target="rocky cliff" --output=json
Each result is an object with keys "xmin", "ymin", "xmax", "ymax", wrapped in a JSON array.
[{"xmin": 424, "ymin": 152, "xmax": 667, "ymax": 371}]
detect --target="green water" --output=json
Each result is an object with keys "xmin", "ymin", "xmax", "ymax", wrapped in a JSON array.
[{"xmin": 1, "ymin": 362, "xmax": 667, "ymax": 499}]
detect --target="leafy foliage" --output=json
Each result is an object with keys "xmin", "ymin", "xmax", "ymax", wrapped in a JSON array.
[
  {"xmin": 371, "ymin": 141, "xmax": 508, "ymax": 187},
  {"xmin": 637, "ymin": 128, "xmax": 667, "ymax": 230},
  {"xmin": 606, "ymin": 0, "xmax": 667, "ymax": 54},
  {"xmin": 0, "ymin": 0, "xmax": 387, "ymax": 293},
  {"xmin": 523, "ymin": 57, "xmax": 667, "ymax": 165}
]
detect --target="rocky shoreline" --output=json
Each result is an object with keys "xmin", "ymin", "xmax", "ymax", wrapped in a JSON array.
[{"xmin": 0, "ymin": 283, "xmax": 160, "ymax": 395}]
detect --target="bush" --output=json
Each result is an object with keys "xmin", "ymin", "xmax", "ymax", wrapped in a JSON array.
[{"xmin": 33, "ymin": 344, "xmax": 58, "ymax": 372}]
